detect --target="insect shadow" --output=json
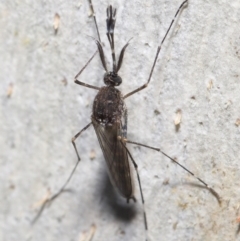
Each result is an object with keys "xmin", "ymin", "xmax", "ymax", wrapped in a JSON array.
[
  {"xmin": 98, "ymin": 170, "xmax": 137, "ymax": 222},
  {"xmin": 33, "ymin": 1, "xmax": 221, "ymax": 240}
]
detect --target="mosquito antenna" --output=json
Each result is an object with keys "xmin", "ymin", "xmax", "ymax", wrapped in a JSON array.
[
  {"xmin": 106, "ymin": 5, "xmax": 117, "ymax": 72},
  {"xmin": 95, "ymin": 40, "xmax": 108, "ymax": 71},
  {"xmin": 116, "ymin": 38, "xmax": 133, "ymax": 73}
]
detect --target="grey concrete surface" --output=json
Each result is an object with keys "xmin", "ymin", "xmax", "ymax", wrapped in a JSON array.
[{"xmin": 1, "ymin": 0, "xmax": 240, "ymax": 241}]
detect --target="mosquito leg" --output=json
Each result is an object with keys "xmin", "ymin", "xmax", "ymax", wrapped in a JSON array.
[
  {"xmin": 121, "ymin": 137, "xmax": 221, "ymax": 204},
  {"xmin": 33, "ymin": 123, "xmax": 92, "ymax": 224},
  {"xmin": 74, "ymin": 50, "xmax": 101, "ymax": 91},
  {"xmin": 119, "ymin": 140, "xmax": 148, "ymax": 241},
  {"xmin": 74, "ymin": 0, "xmax": 104, "ymax": 90},
  {"xmin": 88, "ymin": 0, "xmax": 102, "ymax": 42},
  {"xmin": 72, "ymin": 122, "xmax": 92, "ymax": 161},
  {"xmin": 123, "ymin": 0, "xmax": 188, "ymax": 99}
]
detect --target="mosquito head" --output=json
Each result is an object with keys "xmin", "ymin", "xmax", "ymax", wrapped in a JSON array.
[
  {"xmin": 104, "ymin": 71, "xmax": 122, "ymax": 86},
  {"xmin": 94, "ymin": 5, "xmax": 131, "ymax": 83}
]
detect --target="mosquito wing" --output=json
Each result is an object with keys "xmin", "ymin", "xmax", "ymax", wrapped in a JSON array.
[{"xmin": 92, "ymin": 118, "xmax": 134, "ymax": 199}]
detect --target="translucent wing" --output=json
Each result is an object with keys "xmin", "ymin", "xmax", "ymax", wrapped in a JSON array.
[{"xmin": 92, "ymin": 119, "xmax": 134, "ymax": 199}]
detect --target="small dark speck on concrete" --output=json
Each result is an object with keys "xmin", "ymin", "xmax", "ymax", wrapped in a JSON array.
[{"xmin": 154, "ymin": 109, "xmax": 160, "ymax": 115}]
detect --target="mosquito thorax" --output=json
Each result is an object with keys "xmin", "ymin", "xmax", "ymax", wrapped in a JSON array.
[{"xmin": 104, "ymin": 72, "xmax": 122, "ymax": 86}]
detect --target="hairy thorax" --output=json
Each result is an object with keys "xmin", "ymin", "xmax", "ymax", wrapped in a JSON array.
[{"xmin": 92, "ymin": 86, "xmax": 125, "ymax": 126}]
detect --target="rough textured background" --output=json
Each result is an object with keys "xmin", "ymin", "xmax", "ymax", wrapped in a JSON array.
[{"xmin": 1, "ymin": 0, "xmax": 240, "ymax": 241}]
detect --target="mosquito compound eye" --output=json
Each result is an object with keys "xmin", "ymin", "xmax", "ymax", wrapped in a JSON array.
[{"xmin": 113, "ymin": 75, "xmax": 122, "ymax": 86}]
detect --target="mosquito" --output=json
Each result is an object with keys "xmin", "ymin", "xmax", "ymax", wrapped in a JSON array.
[{"xmin": 34, "ymin": 0, "xmax": 220, "ymax": 240}]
